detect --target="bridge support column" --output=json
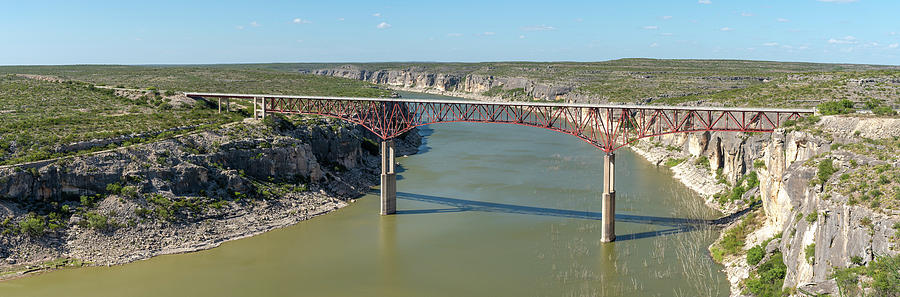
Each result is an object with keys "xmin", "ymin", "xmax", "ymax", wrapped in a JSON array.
[
  {"xmin": 260, "ymin": 97, "xmax": 266, "ymax": 119},
  {"xmin": 253, "ymin": 97, "xmax": 258, "ymax": 119},
  {"xmin": 380, "ymin": 140, "xmax": 397, "ymax": 215},
  {"xmin": 601, "ymin": 152, "xmax": 616, "ymax": 243},
  {"xmin": 253, "ymin": 97, "xmax": 266, "ymax": 119}
]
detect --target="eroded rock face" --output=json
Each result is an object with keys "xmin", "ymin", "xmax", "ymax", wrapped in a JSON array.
[
  {"xmin": 757, "ymin": 126, "xmax": 898, "ymax": 292},
  {"xmin": 314, "ymin": 65, "xmax": 574, "ymax": 101},
  {"xmin": 0, "ymin": 119, "xmax": 421, "ymax": 204},
  {"xmin": 628, "ymin": 116, "xmax": 900, "ymax": 296},
  {"xmin": 639, "ymin": 131, "xmax": 768, "ymax": 187}
]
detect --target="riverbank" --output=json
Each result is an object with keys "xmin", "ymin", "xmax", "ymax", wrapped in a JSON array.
[{"xmin": 0, "ymin": 116, "xmax": 421, "ymax": 280}]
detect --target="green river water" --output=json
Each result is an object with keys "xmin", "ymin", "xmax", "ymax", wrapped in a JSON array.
[{"xmin": 0, "ymin": 92, "xmax": 729, "ymax": 297}]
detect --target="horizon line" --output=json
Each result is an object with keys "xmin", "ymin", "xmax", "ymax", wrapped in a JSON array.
[{"xmin": 1, "ymin": 57, "xmax": 899, "ymax": 67}]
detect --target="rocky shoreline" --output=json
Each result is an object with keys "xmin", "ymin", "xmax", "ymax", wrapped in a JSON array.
[{"xmin": 0, "ymin": 116, "xmax": 421, "ymax": 280}]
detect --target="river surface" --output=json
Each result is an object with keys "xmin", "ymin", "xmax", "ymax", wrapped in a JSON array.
[{"xmin": 1, "ymin": 91, "xmax": 729, "ymax": 297}]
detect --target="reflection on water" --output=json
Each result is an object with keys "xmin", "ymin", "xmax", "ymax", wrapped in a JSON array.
[{"xmin": 0, "ymin": 91, "xmax": 729, "ymax": 297}]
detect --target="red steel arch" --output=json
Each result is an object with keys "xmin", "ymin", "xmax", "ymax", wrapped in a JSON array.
[{"xmin": 186, "ymin": 93, "xmax": 814, "ymax": 153}]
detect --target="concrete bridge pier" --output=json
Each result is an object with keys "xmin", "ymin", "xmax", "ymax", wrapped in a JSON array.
[
  {"xmin": 380, "ymin": 140, "xmax": 397, "ymax": 215},
  {"xmin": 601, "ymin": 152, "xmax": 616, "ymax": 242},
  {"xmin": 217, "ymin": 98, "xmax": 230, "ymax": 113},
  {"xmin": 253, "ymin": 97, "xmax": 266, "ymax": 119}
]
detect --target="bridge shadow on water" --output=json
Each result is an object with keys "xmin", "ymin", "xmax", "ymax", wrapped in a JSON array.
[{"xmin": 392, "ymin": 192, "xmax": 754, "ymax": 242}]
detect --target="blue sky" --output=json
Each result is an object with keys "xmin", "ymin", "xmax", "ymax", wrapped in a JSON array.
[{"xmin": 2, "ymin": 0, "xmax": 899, "ymax": 65}]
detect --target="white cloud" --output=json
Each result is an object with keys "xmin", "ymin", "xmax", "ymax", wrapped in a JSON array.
[
  {"xmin": 250, "ymin": 21, "xmax": 260, "ymax": 27},
  {"xmin": 817, "ymin": 0, "xmax": 858, "ymax": 2},
  {"xmin": 740, "ymin": 12, "xmax": 754, "ymax": 17},
  {"xmin": 720, "ymin": 27, "xmax": 733, "ymax": 31},
  {"xmin": 827, "ymin": 36, "xmax": 857, "ymax": 44},
  {"xmin": 447, "ymin": 33, "xmax": 463, "ymax": 37},
  {"xmin": 661, "ymin": 16, "xmax": 673, "ymax": 20},
  {"xmin": 643, "ymin": 25, "xmax": 658, "ymax": 30},
  {"xmin": 235, "ymin": 25, "xmax": 245, "ymax": 30},
  {"xmin": 777, "ymin": 18, "xmax": 790, "ymax": 23},
  {"xmin": 293, "ymin": 18, "xmax": 311, "ymax": 24},
  {"xmin": 337, "ymin": 17, "xmax": 345, "ymax": 21},
  {"xmin": 889, "ymin": 43, "xmax": 899, "ymax": 48},
  {"xmin": 650, "ymin": 42, "xmax": 659, "ymax": 47},
  {"xmin": 890, "ymin": 32, "xmax": 897, "ymax": 36},
  {"xmin": 763, "ymin": 42, "xmax": 779, "ymax": 46},
  {"xmin": 698, "ymin": 0, "xmax": 711, "ymax": 4},
  {"xmin": 519, "ymin": 35, "xmax": 525, "ymax": 39},
  {"xmin": 376, "ymin": 22, "xmax": 391, "ymax": 29},
  {"xmin": 521, "ymin": 25, "xmax": 556, "ymax": 31},
  {"xmin": 481, "ymin": 32, "xmax": 496, "ymax": 36},
  {"xmin": 372, "ymin": 12, "xmax": 381, "ymax": 17}
]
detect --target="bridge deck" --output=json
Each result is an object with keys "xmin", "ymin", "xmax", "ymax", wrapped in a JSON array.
[{"xmin": 183, "ymin": 92, "xmax": 815, "ymax": 113}]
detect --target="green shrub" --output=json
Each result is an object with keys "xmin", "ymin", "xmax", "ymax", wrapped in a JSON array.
[
  {"xmin": 818, "ymin": 99, "xmax": 855, "ymax": 115},
  {"xmin": 805, "ymin": 212, "xmax": 818, "ymax": 223},
  {"xmin": 753, "ymin": 159, "xmax": 766, "ymax": 169},
  {"xmin": 747, "ymin": 245, "xmax": 765, "ymax": 266},
  {"xmin": 120, "ymin": 185, "xmax": 139, "ymax": 198},
  {"xmin": 832, "ymin": 254, "xmax": 900, "ymax": 297},
  {"xmin": 716, "ymin": 168, "xmax": 727, "ymax": 185},
  {"xmin": 106, "ymin": 182, "xmax": 123, "ymax": 194},
  {"xmin": 805, "ymin": 243, "xmax": 816, "ymax": 264},
  {"xmin": 851, "ymin": 255, "xmax": 864, "ymax": 266},
  {"xmin": 744, "ymin": 251, "xmax": 787, "ymax": 297},
  {"xmin": 47, "ymin": 212, "xmax": 65, "ymax": 230},
  {"xmin": 80, "ymin": 194, "xmax": 102, "ymax": 208},
  {"xmin": 664, "ymin": 157, "xmax": 686, "ymax": 167},
  {"xmin": 714, "ymin": 211, "xmax": 758, "ymax": 259},
  {"xmin": 873, "ymin": 106, "xmax": 896, "ymax": 116},
  {"xmin": 816, "ymin": 158, "xmax": 836, "ymax": 185},
  {"xmin": 691, "ymin": 155, "xmax": 707, "ymax": 166},
  {"xmin": 746, "ymin": 171, "xmax": 759, "ymax": 189},
  {"xmin": 868, "ymin": 254, "xmax": 900, "ymax": 294},
  {"xmin": 134, "ymin": 207, "xmax": 150, "ymax": 218},
  {"xmin": 81, "ymin": 211, "xmax": 117, "ymax": 231},
  {"xmin": 18, "ymin": 213, "xmax": 46, "ymax": 236}
]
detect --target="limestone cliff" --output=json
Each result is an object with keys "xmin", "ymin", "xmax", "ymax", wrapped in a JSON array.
[
  {"xmin": 313, "ymin": 65, "xmax": 575, "ymax": 101},
  {"xmin": 630, "ymin": 116, "xmax": 900, "ymax": 296},
  {"xmin": 754, "ymin": 118, "xmax": 900, "ymax": 295}
]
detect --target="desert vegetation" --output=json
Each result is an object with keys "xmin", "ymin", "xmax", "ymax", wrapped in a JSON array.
[
  {"xmin": 305, "ymin": 59, "xmax": 900, "ymax": 108},
  {"xmin": 0, "ymin": 67, "xmax": 392, "ymax": 166}
]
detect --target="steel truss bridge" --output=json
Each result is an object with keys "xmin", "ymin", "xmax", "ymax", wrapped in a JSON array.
[{"xmin": 186, "ymin": 92, "xmax": 814, "ymax": 242}]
